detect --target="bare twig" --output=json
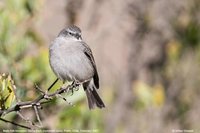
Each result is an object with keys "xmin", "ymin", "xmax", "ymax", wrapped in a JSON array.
[
  {"xmin": 17, "ymin": 111, "xmax": 35, "ymax": 128},
  {"xmin": 56, "ymin": 94, "xmax": 73, "ymax": 106},
  {"xmin": 0, "ymin": 117, "xmax": 31, "ymax": 129},
  {"xmin": 33, "ymin": 105, "xmax": 43, "ymax": 127},
  {"xmin": 0, "ymin": 79, "xmax": 79, "ymax": 129},
  {"xmin": 34, "ymin": 84, "xmax": 45, "ymax": 95},
  {"xmin": 0, "ymin": 81, "xmax": 77, "ymax": 116},
  {"xmin": 35, "ymin": 84, "xmax": 52, "ymax": 100}
]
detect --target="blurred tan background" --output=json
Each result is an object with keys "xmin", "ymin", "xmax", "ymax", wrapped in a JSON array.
[{"xmin": 0, "ymin": 0, "xmax": 200, "ymax": 132}]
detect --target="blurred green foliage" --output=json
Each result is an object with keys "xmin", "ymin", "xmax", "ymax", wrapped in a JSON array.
[
  {"xmin": 130, "ymin": 1, "xmax": 200, "ymax": 130},
  {"xmin": 0, "ymin": 0, "xmax": 46, "ymax": 90},
  {"xmin": 133, "ymin": 80, "xmax": 165, "ymax": 110}
]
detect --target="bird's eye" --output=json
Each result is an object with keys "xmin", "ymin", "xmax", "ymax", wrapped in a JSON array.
[{"xmin": 69, "ymin": 32, "xmax": 73, "ymax": 35}]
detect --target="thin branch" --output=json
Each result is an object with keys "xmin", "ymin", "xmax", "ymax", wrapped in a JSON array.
[
  {"xmin": 0, "ymin": 79, "xmax": 79, "ymax": 129},
  {"xmin": 0, "ymin": 81, "xmax": 78, "ymax": 116},
  {"xmin": 35, "ymin": 84, "xmax": 52, "ymax": 100},
  {"xmin": 0, "ymin": 117, "xmax": 31, "ymax": 129},
  {"xmin": 34, "ymin": 84, "xmax": 45, "ymax": 95},
  {"xmin": 56, "ymin": 94, "xmax": 73, "ymax": 106},
  {"xmin": 33, "ymin": 105, "xmax": 43, "ymax": 127},
  {"xmin": 17, "ymin": 111, "xmax": 35, "ymax": 128}
]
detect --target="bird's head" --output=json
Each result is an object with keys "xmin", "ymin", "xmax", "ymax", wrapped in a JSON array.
[{"xmin": 58, "ymin": 25, "xmax": 82, "ymax": 41}]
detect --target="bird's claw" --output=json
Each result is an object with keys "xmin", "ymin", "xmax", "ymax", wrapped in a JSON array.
[{"xmin": 70, "ymin": 81, "xmax": 80, "ymax": 95}]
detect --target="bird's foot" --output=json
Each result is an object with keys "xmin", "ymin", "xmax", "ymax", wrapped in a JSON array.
[{"xmin": 70, "ymin": 81, "xmax": 81, "ymax": 95}]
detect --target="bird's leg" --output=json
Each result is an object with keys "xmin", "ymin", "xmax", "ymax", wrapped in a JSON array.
[
  {"xmin": 47, "ymin": 78, "xmax": 59, "ymax": 91},
  {"xmin": 71, "ymin": 79, "xmax": 91, "ymax": 94},
  {"xmin": 70, "ymin": 80, "xmax": 81, "ymax": 95},
  {"xmin": 71, "ymin": 80, "xmax": 76, "ymax": 87},
  {"xmin": 70, "ymin": 81, "xmax": 75, "ymax": 95},
  {"xmin": 74, "ymin": 81, "xmax": 80, "ymax": 91}
]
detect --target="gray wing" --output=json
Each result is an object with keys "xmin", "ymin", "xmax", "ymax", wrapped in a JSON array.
[{"xmin": 82, "ymin": 42, "xmax": 99, "ymax": 89}]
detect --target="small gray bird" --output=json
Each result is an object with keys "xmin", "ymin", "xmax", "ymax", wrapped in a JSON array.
[{"xmin": 49, "ymin": 25, "xmax": 105, "ymax": 109}]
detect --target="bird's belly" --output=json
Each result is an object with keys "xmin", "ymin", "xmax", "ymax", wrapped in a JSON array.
[{"xmin": 50, "ymin": 50, "xmax": 94, "ymax": 82}]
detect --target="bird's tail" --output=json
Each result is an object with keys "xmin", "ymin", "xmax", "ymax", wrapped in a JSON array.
[
  {"xmin": 83, "ymin": 80, "xmax": 105, "ymax": 109},
  {"xmin": 85, "ymin": 88, "xmax": 105, "ymax": 109}
]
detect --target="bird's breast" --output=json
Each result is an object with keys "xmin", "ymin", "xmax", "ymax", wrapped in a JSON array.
[{"xmin": 49, "ymin": 39, "xmax": 94, "ymax": 82}]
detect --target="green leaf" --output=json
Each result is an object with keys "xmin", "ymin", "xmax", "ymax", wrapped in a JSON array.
[{"xmin": 0, "ymin": 73, "xmax": 16, "ymax": 109}]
